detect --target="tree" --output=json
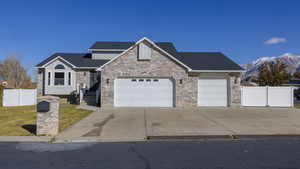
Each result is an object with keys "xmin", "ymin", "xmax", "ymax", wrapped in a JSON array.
[
  {"xmin": 0, "ymin": 56, "xmax": 32, "ymax": 88},
  {"xmin": 293, "ymin": 70, "xmax": 300, "ymax": 79},
  {"xmin": 257, "ymin": 61, "xmax": 290, "ymax": 86}
]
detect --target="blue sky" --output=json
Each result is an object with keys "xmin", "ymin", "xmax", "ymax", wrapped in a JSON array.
[{"xmin": 0, "ymin": 0, "xmax": 299, "ymax": 79}]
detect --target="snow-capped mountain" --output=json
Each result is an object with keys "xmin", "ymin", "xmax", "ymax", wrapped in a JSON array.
[{"xmin": 242, "ymin": 53, "xmax": 300, "ymax": 79}]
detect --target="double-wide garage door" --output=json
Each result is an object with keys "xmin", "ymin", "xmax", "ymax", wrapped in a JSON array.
[{"xmin": 114, "ymin": 78, "xmax": 173, "ymax": 107}]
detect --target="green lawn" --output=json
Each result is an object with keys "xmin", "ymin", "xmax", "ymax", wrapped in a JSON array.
[
  {"xmin": 0, "ymin": 104, "xmax": 93, "ymax": 136},
  {"xmin": 295, "ymin": 104, "xmax": 300, "ymax": 109}
]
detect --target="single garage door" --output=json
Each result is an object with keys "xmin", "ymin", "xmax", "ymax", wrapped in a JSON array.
[
  {"xmin": 198, "ymin": 78, "xmax": 228, "ymax": 106},
  {"xmin": 114, "ymin": 78, "xmax": 173, "ymax": 107}
]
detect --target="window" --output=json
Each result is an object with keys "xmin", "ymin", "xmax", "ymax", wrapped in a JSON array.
[
  {"xmin": 55, "ymin": 64, "xmax": 65, "ymax": 69},
  {"xmin": 68, "ymin": 72, "xmax": 71, "ymax": 85},
  {"xmin": 48, "ymin": 72, "xmax": 51, "ymax": 85},
  {"xmin": 146, "ymin": 79, "xmax": 151, "ymax": 82},
  {"xmin": 54, "ymin": 72, "xmax": 65, "ymax": 86},
  {"xmin": 131, "ymin": 79, "xmax": 137, "ymax": 82},
  {"xmin": 138, "ymin": 79, "xmax": 144, "ymax": 82},
  {"xmin": 153, "ymin": 79, "xmax": 159, "ymax": 82}
]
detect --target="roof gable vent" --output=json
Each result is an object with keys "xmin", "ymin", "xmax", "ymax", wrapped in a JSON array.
[{"xmin": 138, "ymin": 43, "xmax": 152, "ymax": 60}]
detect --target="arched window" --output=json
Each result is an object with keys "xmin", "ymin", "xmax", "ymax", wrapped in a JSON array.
[{"xmin": 55, "ymin": 64, "xmax": 65, "ymax": 69}]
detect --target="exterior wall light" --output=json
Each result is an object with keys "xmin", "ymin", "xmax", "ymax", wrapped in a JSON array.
[
  {"xmin": 179, "ymin": 79, "xmax": 183, "ymax": 84},
  {"xmin": 106, "ymin": 79, "xmax": 110, "ymax": 84}
]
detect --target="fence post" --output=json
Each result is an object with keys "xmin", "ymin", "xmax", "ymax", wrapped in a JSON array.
[
  {"xmin": 291, "ymin": 87, "xmax": 294, "ymax": 107},
  {"xmin": 240, "ymin": 86, "xmax": 243, "ymax": 106},
  {"xmin": 266, "ymin": 86, "xmax": 269, "ymax": 107},
  {"xmin": 18, "ymin": 89, "xmax": 22, "ymax": 106}
]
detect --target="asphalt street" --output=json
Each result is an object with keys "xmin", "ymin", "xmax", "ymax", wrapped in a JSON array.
[{"xmin": 1, "ymin": 139, "xmax": 300, "ymax": 169}]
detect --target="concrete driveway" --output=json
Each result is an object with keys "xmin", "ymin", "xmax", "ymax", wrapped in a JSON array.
[
  {"xmin": 57, "ymin": 107, "xmax": 300, "ymax": 141},
  {"xmin": 146, "ymin": 107, "xmax": 300, "ymax": 138}
]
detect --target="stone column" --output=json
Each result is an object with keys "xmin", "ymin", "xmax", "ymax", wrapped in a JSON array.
[
  {"xmin": 36, "ymin": 69, "xmax": 44, "ymax": 96},
  {"xmin": 36, "ymin": 96, "xmax": 60, "ymax": 136},
  {"xmin": 230, "ymin": 75, "xmax": 241, "ymax": 107}
]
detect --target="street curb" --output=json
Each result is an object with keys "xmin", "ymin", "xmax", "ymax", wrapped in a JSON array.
[
  {"xmin": 232, "ymin": 134, "xmax": 300, "ymax": 139},
  {"xmin": 147, "ymin": 134, "xmax": 300, "ymax": 141},
  {"xmin": 3, "ymin": 134, "xmax": 300, "ymax": 143},
  {"xmin": 147, "ymin": 135, "xmax": 233, "ymax": 140},
  {"xmin": 54, "ymin": 137, "xmax": 146, "ymax": 143},
  {"xmin": 0, "ymin": 136, "xmax": 52, "ymax": 142}
]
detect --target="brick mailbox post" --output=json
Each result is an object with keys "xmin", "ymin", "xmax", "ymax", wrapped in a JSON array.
[{"xmin": 36, "ymin": 96, "xmax": 60, "ymax": 136}]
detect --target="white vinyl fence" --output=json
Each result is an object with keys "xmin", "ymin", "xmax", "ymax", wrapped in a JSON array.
[
  {"xmin": 241, "ymin": 86, "xmax": 294, "ymax": 107},
  {"xmin": 3, "ymin": 89, "xmax": 37, "ymax": 107}
]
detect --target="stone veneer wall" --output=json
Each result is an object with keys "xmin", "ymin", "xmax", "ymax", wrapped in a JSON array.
[
  {"xmin": 229, "ymin": 72, "xmax": 242, "ymax": 106},
  {"xmin": 100, "ymin": 43, "xmax": 198, "ymax": 107},
  {"xmin": 76, "ymin": 71, "xmax": 91, "ymax": 88},
  {"xmin": 100, "ymin": 42, "xmax": 242, "ymax": 107},
  {"xmin": 37, "ymin": 69, "xmax": 44, "ymax": 96}
]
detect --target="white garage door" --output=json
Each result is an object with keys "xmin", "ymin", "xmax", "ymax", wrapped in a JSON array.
[
  {"xmin": 114, "ymin": 78, "xmax": 173, "ymax": 107},
  {"xmin": 198, "ymin": 78, "xmax": 228, "ymax": 106}
]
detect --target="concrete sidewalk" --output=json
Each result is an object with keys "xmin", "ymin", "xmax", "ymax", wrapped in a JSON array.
[{"xmin": 0, "ymin": 136, "xmax": 51, "ymax": 142}]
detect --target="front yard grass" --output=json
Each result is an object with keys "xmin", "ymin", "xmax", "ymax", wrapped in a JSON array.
[{"xmin": 0, "ymin": 104, "xmax": 93, "ymax": 136}]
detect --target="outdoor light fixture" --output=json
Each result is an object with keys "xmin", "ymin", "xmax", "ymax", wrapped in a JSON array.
[
  {"xmin": 106, "ymin": 79, "xmax": 110, "ymax": 84},
  {"xmin": 179, "ymin": 79, "xmax": 183, "ymax": 84}
]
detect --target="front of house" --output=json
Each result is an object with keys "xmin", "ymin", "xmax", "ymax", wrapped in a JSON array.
[{"xmin": 36, "ymin": 37, "xmax": 244, "ymax": 107}]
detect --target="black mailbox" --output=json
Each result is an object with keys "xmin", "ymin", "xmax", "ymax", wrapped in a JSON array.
[{"xmin": 37, "ymin": 101, "xmax": 50, "ymax": 112}]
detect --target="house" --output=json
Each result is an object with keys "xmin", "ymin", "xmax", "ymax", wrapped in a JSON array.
[
  {"xmin": 36, "ymin": 37, "xmax": 244, "ymax": 107},
  {"xmin": 283, "ymin": 78, "xmax": 300, "ymax": 87},
  {"xmin": 0, "ymin": 80, "xmax": 15, "ymax": 89}
]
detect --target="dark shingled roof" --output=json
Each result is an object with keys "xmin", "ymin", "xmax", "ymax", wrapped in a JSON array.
[
  {"xmin": 175, "ymin": 52, "xmax": 244, "ymax": 70},
  {"xmin": 36, "ymin": 53, "xmax": 109, "ymax": 68},
  {"xmin": 37, "ymin": 41, "xmax": 243, "ymax": 71},
  {"xmin": 89, "ymin": 41, "xmax": 135, "ymax": 50},
  {"xmin": 288, "ymin": 78, "xmax": 300, "ymax": 85},
  {"xmin": 89, "ymin": 41, "xmax": 178, "ymax": 55}
]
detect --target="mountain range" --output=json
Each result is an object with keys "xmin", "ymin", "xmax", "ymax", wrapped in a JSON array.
[{"xmin": 241, "ymin": 53, "xmax": 300, "ymax": 79}]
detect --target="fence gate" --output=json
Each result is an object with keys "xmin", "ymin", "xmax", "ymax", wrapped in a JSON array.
[{"xmin": 241, "ymin": 86, "xmax": 293, "ymax": 107}]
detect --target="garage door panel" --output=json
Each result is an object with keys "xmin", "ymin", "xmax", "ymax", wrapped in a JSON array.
[
  {"xmin": 114, "ymin": 78, "xmax": 173, "ymax": 107},
  {"xmin": 198, "ymin": 78, "xmax": 228, "ymax": 107}
]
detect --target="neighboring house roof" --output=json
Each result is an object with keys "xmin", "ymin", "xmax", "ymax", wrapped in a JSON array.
[
  {"xmin": 286, "ymin": 78, "xmax": 300, "ymax": 85},
  {"xmin": 36, "ymin": 53, "xmax": 109, "ymax": 68},
  {"xmin": 0, "ymin": 80, "xmax": 14, "ymax": 89},
  {"xmin": 175, "ymin": 52, "xmax": 244, "ymax": 71},
  {"xmin": 240, "ymin": 81, "xmax": 258, "ymax": 86}
]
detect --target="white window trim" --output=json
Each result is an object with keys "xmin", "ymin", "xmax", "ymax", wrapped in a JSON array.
[{"xmin": 54, "ymin": 71, "xmax": 66, "ymax": 86}]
